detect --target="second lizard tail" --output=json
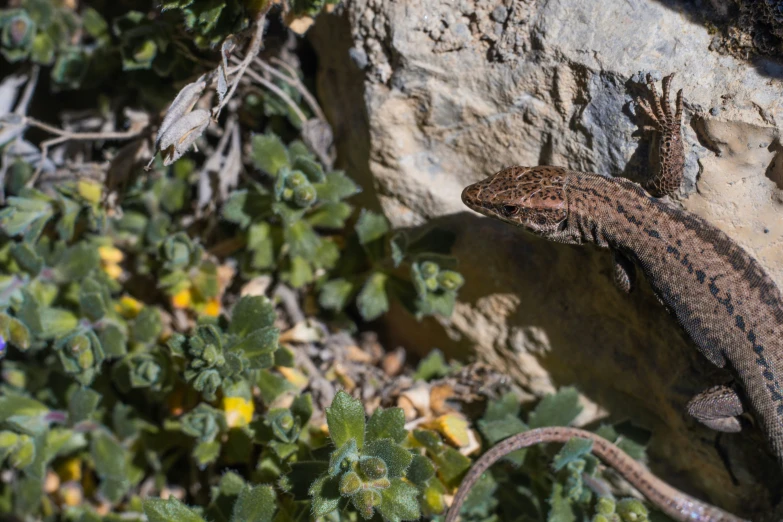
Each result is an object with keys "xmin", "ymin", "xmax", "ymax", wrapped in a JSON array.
[{"xmin": 445, "ymin": 427, "xmax": 748, "ymax": 522}]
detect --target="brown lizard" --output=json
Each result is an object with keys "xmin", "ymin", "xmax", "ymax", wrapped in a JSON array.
[{"xmin": 452, "ymin": 74, "xmax": 783, "ymax": 521}]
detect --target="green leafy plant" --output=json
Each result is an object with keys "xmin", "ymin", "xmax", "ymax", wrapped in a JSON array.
[
  {"xmin": 0, "ymin": 1, "xmax": 474, "ymax": 520},
  {"xmin": 223, "ymin": 133, "xmax": 360, "ymax": 289},
  {"xmin": 294, "ymin": 390, "xmax": 442, "ymax": 521}
]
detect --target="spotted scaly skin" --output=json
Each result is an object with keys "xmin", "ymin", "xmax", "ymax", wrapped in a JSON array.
[
  {"xmin": 452, "ymin": 75, "xmax": 782, "ymax": 521},
  {"xmin": 444, "ymin": 427, "xmax": 747, "ymax": 522}
]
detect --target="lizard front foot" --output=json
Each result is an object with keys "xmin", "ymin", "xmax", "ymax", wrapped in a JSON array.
[{"xmin": 635, "ymin": 73, "xmax": 686, "ymax": 198}]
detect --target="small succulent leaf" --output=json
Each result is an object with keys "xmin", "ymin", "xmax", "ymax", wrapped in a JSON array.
[{"xmin": 325, "ymin": 390, "xmax": 366, "ymax": 450}]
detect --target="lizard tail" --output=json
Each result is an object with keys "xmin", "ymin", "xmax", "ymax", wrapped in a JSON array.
[{"xmin": 445, "ymin": 426, "xmax": 748, "ymax": 522}]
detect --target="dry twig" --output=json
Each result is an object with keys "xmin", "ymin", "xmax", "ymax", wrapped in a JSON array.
[
  {"xmin": 23, "ymin": 115, "xmax": 147, "ymax": 187},
  {"xmin": 256, "ymin": 57, "xmax": 326, "ymax": 121},
  {"xmin": 212, "ymin": 7, "xmax": 271, "ymax": 119}
]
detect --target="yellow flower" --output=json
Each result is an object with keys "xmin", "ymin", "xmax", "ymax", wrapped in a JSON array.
[
  {"xmin": 202, "ymin": 298, "xmax": 221, "ymax": 317},
  {"xmin": 55, "ymin": 456, "xmax": 82, "ymax": 482},
  {"xmin": 60, "ymin": 483, "xmax": 83, "ymax": 507},
  {"xmin": 222, "ymin": 396, "xmax": 255, "ymax": 428},
  {"xmin": 99, "ymin": 245, "xmax": 125, "ymax": 280},
  {"xmin": 102, "ymin": 262, "xmax": 123, "ymax": 280},
  {"xmin": 77, "ymin": 180, "xmax": 102, "ymax": 204},
  {"xmin": 98, "ymin": 245, "xmax": 124, "ymax": 264},
  {"xmin": 171, "ymin": 288, "xmax": 192, "ymax": 309},
  {"xmin": 115, "ymin": 295, "xmax": 143, "ymax": 318}
]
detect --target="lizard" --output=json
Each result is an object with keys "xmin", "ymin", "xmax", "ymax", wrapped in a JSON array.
[{"xmin": 450, "ymin": 73, "xmax": 783, "ymax": 521}]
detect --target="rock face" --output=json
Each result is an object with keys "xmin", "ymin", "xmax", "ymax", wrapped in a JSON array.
[{"xmin": 311, "ymin": 0, "xmax": 783, "ymax": 515}]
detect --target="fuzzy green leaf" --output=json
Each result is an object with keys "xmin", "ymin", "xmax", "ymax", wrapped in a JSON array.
[
  {"xmin": 69, "ymin": 387, "xmax": 101, "ymax": 424},
  {"xmin": 328, "ymin": 437, "xmax": 358, "ymax": 477},
  {"xmin": 325, "ymin": 391, "xmax": 366, "ymax": 450},
  {"xmin": 412, "ymin": 430, "xmax": 470, "ymax": 487},
  {"xmin": 319, "ymin": 278, "xmax": 354, "ymax": 312},
  {"xmin": 314, "ymin": 170, "xmax": 361, "ymax": 203},
  {"xmin": 548, "ymin": 482, "xmax": 577, "ymax": 522},
  {"xmin": 413, "ymin": 349, "xmax": 450, "ymax": 381},
  {"xmin": 356, "ymin": 272, "xmax": 389, "ymax": 321},
  {"xmin": 364, "ymin": 439, "xmax": 412, "ymax": 479},
  {"xmin": 287, "ymin": 256, "xmax": 313, "ymax": 288},
  {"xmin": 309, "ymin": 475, "xmax": 342, "ymax": 517},
  {"xmin": 229, "ymin": 296, "xmax": 276, "ymax": 336},
  {"xmin": 144, "ymin": 498, "xmax": 206, "ymax": 522},
  {"xmin": 552, "ymin": 437, "xmax": 593, "ymax": 472},
  {"xmin": 91, "ymin": 431, "xmax": 130, "ymax": 502},
  {"xmin": 377, "ymin": 478, "xmax": 421, "ymax": 522},
  {"xmin": 355, "ymin": 210, "xmax": 389, "ymax": 245},
  {"xmin": 528, "ymin": 387, "xmax": 582, "ymax": 429},
  {"xmin": 193, "ymin": 440, "xmax": 221, "ymax": 467},
  {"xmin": 291, "ymin": 156, "xmax": 325, "ymax": 183},
  {"xmin": 231, "ymin": 484, "xmax": 276, "ymax": 522},
  {"xmin": 251, "ymin": 133, "xmax": 289, "ymax": 175},
  {"xmin": 10, "ymin": 243, "xmax": 42, "ymax": 276},
  {"xmin": 477, "ymin": 416, "xmax": 528, "ymax": 445},
  {"xmin": 366, "ymin": 407, "xmax": 406, "ymax": 444},
  {"xmin": 307, "ymin": 201, "xmax": 353, "ymax": 229},
  {"xmin": 230, "ymin": 326, "xmax": 279, "ymax": 369},
  {"xmin": 256, "ymin": 370, "xmax": 296, "ymax": 404},
  {"xmin": 406, "ymin": 454, "xmax": 435, "ymax": 486},
  {"xmin": 53, "ymin": 243, "xmax": 100, "ymax": 282},
  {"xmin": 285, "ymin": 219, "xmax": 320, "ymax": 260}
]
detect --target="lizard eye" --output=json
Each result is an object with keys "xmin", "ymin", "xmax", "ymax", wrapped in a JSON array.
[{"xmin": 502, "ymin": 205, "xmax": 520, "ymax": 216}]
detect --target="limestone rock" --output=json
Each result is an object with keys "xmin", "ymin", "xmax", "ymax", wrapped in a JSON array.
[{"xmin": 311, "ymin": 0, "xmax": 783, "ymax": 515}]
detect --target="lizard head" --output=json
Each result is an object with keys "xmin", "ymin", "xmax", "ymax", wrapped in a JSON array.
[{"xmin": 461, "ymin": 166, "xmax": 574, "ymax": 240}]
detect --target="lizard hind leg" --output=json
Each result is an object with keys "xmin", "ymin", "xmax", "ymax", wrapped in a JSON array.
[{"xmin": 686, "ymin": 385, "xmax": 745, "ymax": 433}]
